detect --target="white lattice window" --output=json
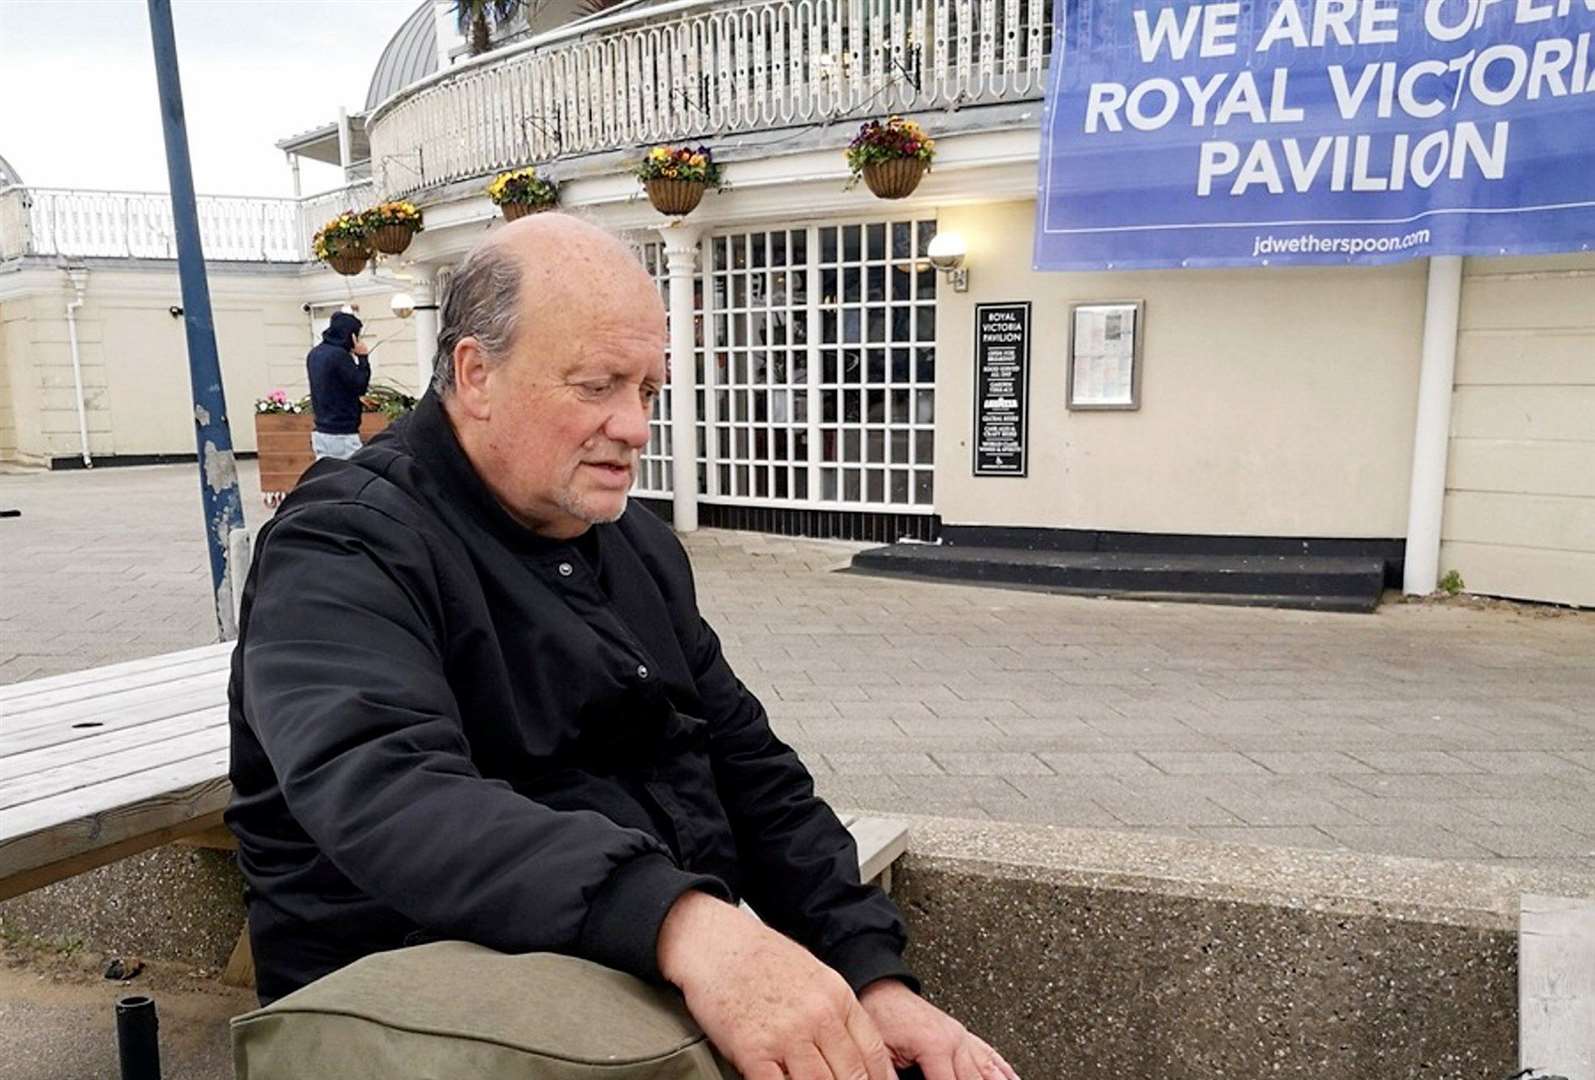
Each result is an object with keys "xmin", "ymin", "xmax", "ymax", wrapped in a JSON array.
[
  {"xmin": 705, "ymin": 218, "xmax": 937, "ymax": 512},
  {"xmin": 639, "ymin": 218, "xmax": 937, "ymax": 514},
  {"xmin": 813, "ymin": 219, "xmax": 938, "ymax": 509}
]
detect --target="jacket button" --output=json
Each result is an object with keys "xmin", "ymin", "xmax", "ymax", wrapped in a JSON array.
[
  {"xmin": 636, "ymin": 664, "xmax": 649, "ymax": 680},
  {"xmin": 557, "ymin": 562, "xmax": 573, "ymax": 577}
]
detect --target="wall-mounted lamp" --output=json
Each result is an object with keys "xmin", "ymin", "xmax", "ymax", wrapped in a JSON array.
[
  {"xmin": 167, "ymin": 305, "xmax": 184, "ymax": 318},
  {"xmin": 389, "ymin": 292, "xmax": 416, "ymax": 319},
  {"xmin": 926, "ymin": 232, "xmax": 968, "ymax": 292}
]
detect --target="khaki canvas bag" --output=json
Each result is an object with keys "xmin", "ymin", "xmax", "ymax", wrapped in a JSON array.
[{"xmin": 231, "ymin": 941, "xmax": 732, "ymax": 1080}]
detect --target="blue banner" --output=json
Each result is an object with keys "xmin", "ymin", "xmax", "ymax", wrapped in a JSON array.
[{"xmin": 1035, "ymin": 0, "xmax": 1595, "ymax": 268}]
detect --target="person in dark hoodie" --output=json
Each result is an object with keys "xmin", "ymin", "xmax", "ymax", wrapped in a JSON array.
[
  {"xmin": 229, "ymin": 215, "xmax": 1018, "ymax": 1080},
  {"xmin": 305, "ymin": 310, "xmax": 371, "ymax": 460}
]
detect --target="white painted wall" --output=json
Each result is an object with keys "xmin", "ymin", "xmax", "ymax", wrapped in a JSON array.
[
  {"xmin": 934, "ymin": 200, "xmax": 1428, "ymax": 538},
  {"xmin": 0, "ymin": 265, "xmax": 421, "ymax": 464},
  {"xmin": 1441, "ymin": 253, "xmax": 1595, "ymax": 608}
]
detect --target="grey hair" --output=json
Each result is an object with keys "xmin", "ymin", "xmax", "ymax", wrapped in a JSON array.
[
  {"xmin": 430, "ymin": 217, "xmax": 655, "ymax": 397},
  {"xmin": 432, "ymin": 242, "xmax": 525, "ymax": 397}
]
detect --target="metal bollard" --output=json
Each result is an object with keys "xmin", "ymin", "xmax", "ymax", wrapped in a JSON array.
[{"xmin": 115, "ymin": 995, "xmax": 162, "ymax": 1080}]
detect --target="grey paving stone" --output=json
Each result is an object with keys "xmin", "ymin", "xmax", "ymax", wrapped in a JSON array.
[
  {"xmin": 1244, "ymin": 751, "xmax": 1378, "ymax": 774},
  {"xmin": 975, "ymin": 797, "xmax": 1124, "ymax": 827},
  {"xmin": 1090, "ymin": 791, "xmax": 1245, "ymax": 827},
  {"xmin": 1339, "ymin": 773, "xmax": 1494, "ymax": 800},
  {"xmin": 823, "ymin": 752, "xmax": 944, "ymax": 776},
  {"xmin": 1192, "ymin": 826, "xmax": 1346, "ymax": 851},
  {"xmin": 1319, "ymin": 826, "xmax": 1497, "ymax": 859},
  {"xmin": 1037, "ymin": 752, "xmax": 1161, "ymax": 776},
  {"xmin": 1205, "ymin": 793, "xmax": 1369, "ymax": 827},
  {"xmin": 1446, "ymin": 751, "xmax": 1593, "ymax": 775},
  {"xmin": 931, "ymin": 752, "xmax": 1054, "ymax": 776},
  {"xmin": 1449, "ymin": 825, "xmax": 1595, "ymax": 858},
  {"xmin": 1346, "ymin": 750, "xmax": 1483, "ymax": 774},
  {"xmin": 894, "ymin": 717, "xmax": 1005, "ymax": 739},
  {"xmin": 1140, "ymin": 751, "xmax": 1271, "ymax": 775}
]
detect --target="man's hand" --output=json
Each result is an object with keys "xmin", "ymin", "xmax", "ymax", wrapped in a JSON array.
[
  {"xmin": 859, "ymin": 979, "xmax": 1020, "ymax": 1080},
  {"xmin": 658, "ymin": 891, "xmax": 895, "ymax": 1080}
]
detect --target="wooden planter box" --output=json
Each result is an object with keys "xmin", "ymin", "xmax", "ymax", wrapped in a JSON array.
[{"xmin": 255, "ymin": 412, "xmax": 392, "ymax": 500}]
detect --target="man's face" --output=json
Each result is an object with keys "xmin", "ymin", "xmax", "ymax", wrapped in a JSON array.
[{"xmin": 473, "ymin": 283, "xmax": 667, "ymax": 539}]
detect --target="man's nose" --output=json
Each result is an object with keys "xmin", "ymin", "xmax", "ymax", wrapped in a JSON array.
[{"xmin": 605, "ymin": 397, "xmax": 653, "ymax": 450}]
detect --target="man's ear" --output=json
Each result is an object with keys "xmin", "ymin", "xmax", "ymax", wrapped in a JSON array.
[{"xmin": 452, "ymin": 337, "xmax": 493, "ymax": 421}]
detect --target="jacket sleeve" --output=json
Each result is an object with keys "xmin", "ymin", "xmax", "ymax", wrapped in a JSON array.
[
  {"xmin": 341, "ymin": 356, "xmax": 372, "ymax": 397},
  {"xmin": 672, "ymin": 545, "xmax": 919, "ymax": 994},
  {"xmin": 241, "ymin": 500, "xmax": 729, "ymax": 982}
]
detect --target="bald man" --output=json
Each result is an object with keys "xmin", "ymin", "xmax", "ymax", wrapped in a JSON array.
[{"xmin": 227, "ymin": 216, "xmax": 1014, "ymax": 1080}]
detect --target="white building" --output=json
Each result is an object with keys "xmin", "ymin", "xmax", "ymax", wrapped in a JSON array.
[{"xmin": 1, "ymin": 0, "xmax": 1591, "ymax": 608}]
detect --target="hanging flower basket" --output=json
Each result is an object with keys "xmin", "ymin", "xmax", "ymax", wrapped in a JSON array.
[
  {"xmin": 861, "ymin": 158, "xmax": 928, "ymax": 199},
  {"xmin": 846, "ymin": 116, "xmax": 936, "ymax": 199},
  {"xmin": 325, "ymin": 250, "xmax": 369, "ymax": 276},
  {"xmin": 361, "ymin": 201, "xmax": 423, "ymax": 255},
  {"xmin": 487, "ymin": 168, "xmax": 559, "ymax": 221},
  {"xmin": 636, "ymin": 145, "xmax": 722, "ymax": 217},
  {"xmin": 499, "ymin": 200, "xmax": 551, "ymax": 221},
  {"xmin": 644, "ymin": 178, "xmax": 707, "ymax": 217},
  {"xmin": 312, "ymin": 212, "xmax": 372, "ymax": 275}
]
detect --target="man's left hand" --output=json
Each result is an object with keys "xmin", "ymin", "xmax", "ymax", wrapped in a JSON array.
[{"xmin": 858, "ymin": 979, "xmax": 1019, "ymax": 1080}]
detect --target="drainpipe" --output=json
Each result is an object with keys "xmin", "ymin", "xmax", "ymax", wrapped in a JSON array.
[
  {"xmin": 64, "ymin": 267, "xmax": 93, "ymax": 468},
  {"xmin": 1401, "ymin": 255, "xmax": 1464, "ymax": 595}
]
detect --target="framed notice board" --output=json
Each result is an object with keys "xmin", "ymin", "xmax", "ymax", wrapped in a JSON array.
[
  {"xmin": 972, "ymin": 302, "xmax": 1031, "ymax": 476},
  {"xmin": 1067, "ymin": 300, "xmax": 1144, "ymax": 410}
]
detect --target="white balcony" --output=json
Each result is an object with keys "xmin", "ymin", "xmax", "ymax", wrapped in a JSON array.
[
  {"xmin": 366, "ymin": 0, "xmax": 1053, "ymax": 199},
  {"xmin": 0, "ymin": 181, "xmax": 377, "ymax": 264}
]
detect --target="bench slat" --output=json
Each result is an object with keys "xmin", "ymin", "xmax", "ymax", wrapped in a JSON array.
[
  {"xmin": 0, "ymin": 706, "xmax": 228, "ymax": 785},
  {"xmin": 0, "ymin": 749, "xmax": 232, "ymax": 900},
  {"xmin": 0, "ymin": 650, "xmax": 232, "ymax": 714},
  {"xmin": 1, "ymin": 726, "xmax": 231, "ymax": 812},
  {"xmin": 850, "ymin": 817, "xmax": 910, "ymax": 885},
  {"xmin": 1, "ymin": 670, "xmax": 231, "ymax": 730},
  {"xmin": 0, "ymin": 643, "xmax": 230, "ymax": 704}
]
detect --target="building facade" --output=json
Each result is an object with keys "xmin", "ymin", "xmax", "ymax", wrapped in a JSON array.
[{"xmin": 1, "ymin": 0, "xmax": 1591, "ymax": 607}]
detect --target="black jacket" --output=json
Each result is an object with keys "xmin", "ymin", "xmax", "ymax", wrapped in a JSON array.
[
  {"xmin": 226, "ymin": 391, "xmax": 914, "ymax": 1004},
  {"xmin": 306, "ymin": 312, "xmax": 370, "ymax": 435}
]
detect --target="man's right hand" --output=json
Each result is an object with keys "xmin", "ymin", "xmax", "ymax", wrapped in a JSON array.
[{"xmin": 657, "ymin": 891, "xmax": 896, "ymax": 1080}]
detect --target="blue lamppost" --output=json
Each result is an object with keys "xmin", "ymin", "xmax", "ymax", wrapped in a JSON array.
[{"xmin": 146, "ymin": 0, "xmax": 248, "ymax": 639}]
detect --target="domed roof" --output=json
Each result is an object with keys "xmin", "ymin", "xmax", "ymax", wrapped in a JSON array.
[
  {"xmin": 0, "ymin": 153, "xmax": 21, "ymax": 187},
  {"xmin": 366, "ymin": 0, "xmax": 438, "ymax": 111}
]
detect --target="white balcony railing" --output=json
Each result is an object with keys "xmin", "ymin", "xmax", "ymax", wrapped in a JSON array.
[
  {"xmin": 367, "ymin": 0, "xmax": 1052, "ymax": 197},
  {"xmin": 0, "ymin": 181, "xmax": 377, "ymax": 263}
]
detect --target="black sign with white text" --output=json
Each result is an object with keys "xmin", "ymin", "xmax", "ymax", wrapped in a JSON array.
[{"xmin": 973, "ymin": 302, "xmax": 1031, "ymax": 476}]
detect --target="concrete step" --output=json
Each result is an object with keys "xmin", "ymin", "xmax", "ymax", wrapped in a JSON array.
[{"xmin": 848, "ymin": 544, "xmax": 1387, "ymax": 612}]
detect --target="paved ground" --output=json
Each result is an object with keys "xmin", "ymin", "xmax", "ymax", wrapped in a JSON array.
[{"xmin": 4, "ymin": 461, "xmax": 1595, "ymax": 873}]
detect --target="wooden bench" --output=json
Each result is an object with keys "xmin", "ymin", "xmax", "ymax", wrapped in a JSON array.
[{"xmin": 0, "ymin": 646, "xmax": 908, "ymax": 984}]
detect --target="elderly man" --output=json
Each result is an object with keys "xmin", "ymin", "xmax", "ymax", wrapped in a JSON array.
[{"xmin": 227, "ymin": 215, "xmax": 1014, "ymax": 1080}]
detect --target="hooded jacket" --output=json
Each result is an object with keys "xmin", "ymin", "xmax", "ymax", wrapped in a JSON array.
[
  {"xmin": 306, "ymin": 312, "xmax": 370, "ymax": 435},
  {"xmin": 225, "ymin": 391, "xmax": 915, "ymax": 1004}
]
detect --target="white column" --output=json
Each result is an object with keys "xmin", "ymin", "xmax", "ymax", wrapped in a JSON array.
[
  {"xmin": 337, "ymin": 107, "xmax": 353, "ymax": 183},
  {"xmin": 412, "ymin": 271, "xmax": 439, "ymax": 396},
  {"xmin": 1402, "ymin": 255, "xmax": 1464, "ymax": 596},
  {"xmin": 658, "ymin": 224, "xmax": 703, "ymax": 533},
  {"xmin": 287, "ymin": 153, "xmax": 302, "ymax": 198}
]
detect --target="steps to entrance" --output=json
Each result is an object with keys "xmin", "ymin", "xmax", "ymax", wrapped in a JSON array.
[{"xmin": 848, "ymin": 543, "xmax": 1388, "ymax": 612}]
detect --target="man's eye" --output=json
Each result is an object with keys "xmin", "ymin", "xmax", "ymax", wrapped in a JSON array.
[{"xmin": 579, "ymin": 381, "xmax": 613, "ymax": 396}]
